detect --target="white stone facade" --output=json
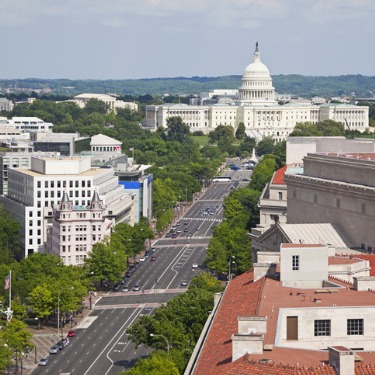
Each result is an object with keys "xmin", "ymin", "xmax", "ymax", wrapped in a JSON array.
[
  {"xmin": 47, "ymin": 191, "xmax": 114, "ymax": 266},
  {"xmin": 0, "ymin": 156, "xmax": 133, "ymax": 258},
  {"xmin": 73, "ymin": 93, "xmax": 138, "ymax": 112},
  {"xmin": 145, "ymin": 44, "xmax": 369, "ymax": 141},
  {"xmin": 7, "ymin": 117, "xmax": 53, "ymax": 133}
]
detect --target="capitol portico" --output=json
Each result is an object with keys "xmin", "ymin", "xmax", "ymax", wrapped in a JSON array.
[{"xmin": 146, "ymin": 43, "xmax": 369, "ymax": 141}]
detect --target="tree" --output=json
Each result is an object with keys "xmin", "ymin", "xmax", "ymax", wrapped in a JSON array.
[
  {"xmin": 122, "ymin": 352, "xmax": 179, "ymax": 375},
  {"xmin": 256, "ymin": 137, "xmax": 274, "ymax": 156},
  {"xmin": 249, "ymin": 155, "xmax": 279, "ymax": 192},
  {"xmin": 84, "ymin": 240, "xmax": 126, "ymax": 286},
  {"xmin": 29, "ymin": 284, "xmax": 53, "ymax": 329},
  {"xmin": 1, "ymin": 319, "xmax": 33, "ymax": 370},
  {"xmin": 208, "ymin": 125, "xmax": 234, "ymax": 144},
  {"xmin": 235, "ymin": 122, "xmax": 246, "ymax": 140},
  {"xmin": 165, "ymin": 117, "xmax": 190, "ymax": 142},
  {"xmin": 84, "ymin": 98, "xmax": 109, "ymax": 115}
]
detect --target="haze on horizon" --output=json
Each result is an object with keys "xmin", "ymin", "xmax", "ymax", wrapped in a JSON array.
[{"xmin": 1, "ymin": 0, "xmax": 374, "ymax": 80}]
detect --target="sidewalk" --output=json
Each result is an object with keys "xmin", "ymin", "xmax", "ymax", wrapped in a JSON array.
[{"xmin": 21, "ymin": 291, "xmax": 102, "ymax": 375}]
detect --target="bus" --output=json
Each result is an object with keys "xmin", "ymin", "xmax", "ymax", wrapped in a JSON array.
[{"xmin": 212, "ymin": 176, "xmax": 231, "ymax": 182}]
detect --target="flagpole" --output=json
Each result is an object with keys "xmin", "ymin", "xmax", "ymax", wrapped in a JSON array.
[{"xmin": 9, "ymin": 270, "xmax": 11, "ymax": 310}]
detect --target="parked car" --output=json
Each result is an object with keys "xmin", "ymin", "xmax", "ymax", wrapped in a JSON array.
[
  {"xmin": 56, "ymin": 341, "xmax": 65, "ymax": 350},
  {"xmin": 39, "ymin": 358, "xmax": 48, "ymax": 366},
  {"xmin": 132, "ymin": 284, "xmax": 141, "ymax": 291},
  {"xmin": 165, "ymin": 232, "xmax": 171, "ymax": 237},
  {"xmin": 67, "ymin": 330, "xmax": 75, "ymax": 337},
  {"xmin": 113, "ymin": 283, "xmax": 120, "ymax": 291},
  {"xmin": 49, "ymin": 345, "xmax": 59, "ymax": 354},
  {"xmin": 122, "ymin": 285, "xmax": 129, "ymax": 292},
  {"xmin": 62, "ymin": 337, "xmax": 69, "ymax": 346},
  {"xmin": 171, "ymin": 233, "xmax": 177, "ymax": 238},
  {"xmin": 192, "ymin": 263, "xmax": 199, "ymax": 269},
  {"xmin": 139, "ymin": 256, "xmax": 146, "ymax": 262},
  {"xmin": 150, "ymin": 246, "xmax": 156, "ymax": 252},
  {"xmin": 183, "ymin": 220, "xmax": 189, "ymax": 225},
  {"xmin": 181, "ymin": 280, "xmax": 188, "ymax": 287},
  {"xmin": 125, "ymin": 271, "xmax": 132, "ymax": 277},
  {"xmin": 150, "ymin": 255, "xmax": 156, "ymax": 261}
]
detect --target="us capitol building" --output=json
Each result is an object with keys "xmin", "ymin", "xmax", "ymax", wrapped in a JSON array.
[{"xmin": 146, "ymin": 43, "xmax": 369, "ymax": 141}]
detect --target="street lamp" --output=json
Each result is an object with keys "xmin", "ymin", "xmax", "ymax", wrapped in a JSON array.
[
  {"xmin": 228, "ymin": 256, "xmax": 236, "ymax": 281},
  {"xmin": 150, "ymin": 333, "xmax": 170, "ymax": 355}
]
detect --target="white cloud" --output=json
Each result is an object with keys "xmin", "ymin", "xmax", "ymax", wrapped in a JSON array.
[{"xmin": 1, "ymin": 0, "xmax": 374, "ymax": 29}]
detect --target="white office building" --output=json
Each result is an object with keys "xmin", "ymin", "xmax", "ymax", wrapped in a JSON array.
[
  {"xmin": 146, "ymin": 44, "xmax": 369, "ymax": 141},
  {"xmin": 0, "ymin": 156, "xmax": 133, "ymax": 258}
]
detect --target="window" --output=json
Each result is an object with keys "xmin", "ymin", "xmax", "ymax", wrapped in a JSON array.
[
  {"xmin": 292, "ymin": 255, "xmax": 299, "ymax": 270},
  {"xmin": 314, "ymin": 320, "xmax": 331, "ymax": 336},
  {"xmin": 347, "ymin": 319, "xmax": 363, "ymax": 335},
  {"xmin": 278, "ymin": 192, "xmax": 283, "ymax": 200}
]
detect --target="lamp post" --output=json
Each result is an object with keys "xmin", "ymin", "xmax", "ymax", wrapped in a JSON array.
[
  {"xmin": 150, "ymin": 333, "xmax": 170, "ymax": 355},
  {"xmin": 228, "ymin": 256, "xmax": 236, "ymax": 281}
]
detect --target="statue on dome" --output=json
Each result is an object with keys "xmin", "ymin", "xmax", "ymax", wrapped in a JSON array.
[{"xmin": 255, "ymin": 41, "xmax": 259, "ymax": 52}]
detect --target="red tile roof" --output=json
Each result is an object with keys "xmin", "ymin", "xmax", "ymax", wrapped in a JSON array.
[
  {"xmin": 282, "ymin": 243, "xmax": 323, "ymax": 248},
  {"xmin": 354, "ymin": 254, "xmax": 375, "ymax": 276},
  {"xmin": 192, "ymin": 270, "xmax": 375, "ymax": 375},
  {"xmin": 193, "ymin": 270, "xmax": 263, "ymax": 375},
  {"xmin": 328, "ymin": 256, "xmax": 363, "ymax": 265},
  {"xmin": 271, "ymin": 166, "xmax": 287, "ymax": 185},
  {"xmin": 223, "ymin": 357, "xmax": 336, "ymax": 374}
]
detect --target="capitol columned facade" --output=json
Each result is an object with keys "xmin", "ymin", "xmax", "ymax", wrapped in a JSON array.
[{"xmin": 146, "ymin": 44, "xmax": 369, "ymax": 141}]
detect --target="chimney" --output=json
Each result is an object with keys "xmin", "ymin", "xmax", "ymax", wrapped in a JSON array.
[
  {"xmin": 232, "ymin": 334, "xmax": 263, "ymax": 361},
  {"xmin": 328, "ymin": 346, "xmax": 355, "ymax": 375},
  {"xmin": 254, "ymin": 263, "xmax": 271, "ymax": 281}
]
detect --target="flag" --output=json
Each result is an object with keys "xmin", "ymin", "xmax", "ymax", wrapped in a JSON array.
[{"xmin": 4, "ymin": 274, "xmax": 10, "ymax": 290}]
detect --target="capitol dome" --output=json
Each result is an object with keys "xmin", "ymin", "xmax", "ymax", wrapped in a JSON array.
[{"xmin": 237, "ymin": 42, "xmax": 276, "ymax": 105}]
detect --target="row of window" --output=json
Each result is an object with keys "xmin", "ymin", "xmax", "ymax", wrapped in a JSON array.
[
  {"xmin": 38, "ymin": 190, "xmax": 92, "ymax": 198},
  {"xmin": 61, "ymin": 235, "xmax": 101, "ymax": 242},
  {"xmin": 62, "ymin": 225, "xmax": 99, "ymax": 232},
  {"xmin": 37, "ymin": 180, "xmax": 92, "ymax": 189},
  {"xmin": 314, "ymin": 319, "xmax": 363, "ymax": 336}
]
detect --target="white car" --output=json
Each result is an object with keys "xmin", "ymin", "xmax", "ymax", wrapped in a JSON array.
[
  {"xmin": 192, "ymin": 263, "xmax": 199, "ymax": 269},
  {"xmin": 139, "ymin": 256, "xmax": 146, "ymax": 262}
]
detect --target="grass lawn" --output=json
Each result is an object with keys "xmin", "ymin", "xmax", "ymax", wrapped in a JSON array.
[{"xmin": 190, "ymin": 135, "xmax": 210, "ymax": 146}]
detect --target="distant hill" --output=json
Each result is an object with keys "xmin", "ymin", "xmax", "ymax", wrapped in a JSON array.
[{"xmin": 1, "ymin": 75, "xmax": 375, "ymax": 98}]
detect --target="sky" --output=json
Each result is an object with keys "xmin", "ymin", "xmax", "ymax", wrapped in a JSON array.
[{"xmin": 1, "ymin": 0, "xmax": 375, "ymax": 80}]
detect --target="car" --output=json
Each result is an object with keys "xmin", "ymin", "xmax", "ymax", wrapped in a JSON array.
[
  {"xmin": 56, "ymin": 341, "xmax": 65, "ymax": 350},
  {"xmin": 203, "ymin": 211, "xmax": 208, "ymax": 215},
  {"xmin": 39, "ymin": 358, "xmax": 48, "ymax": 366},
  {"xmin": 165, "ymin": 232, "xmax": 171, "ymax": 237},
  {"xmin": 183, "ymin": 220, "xmax": 189, "ymax": 225},
  {"xmin": 171, "ymin": 226, "xmax": 177, "ymax": 231},
  {"xmin": 113, "ymin": 283, "xmax": 120, "ymax": 291},
  {"xmin": 139, "ymin": 256, "xmax": 146, "ymax": 262},
  {"xmin": 62, "ymin": 337, "xmax": 69, "ymax": 346},
  {"xmin": 125, "ymin": 271, "xmax": 132, "ymax": 278},
  {"xmin": 67, "ymin": 330, "xmax": 75, "ymax": 337},
  {"xmin": 181, "ymin": 280, "xmax": 188, "ymax": 287},
  {"xmin": 177, "ymin": 229, "xmax": 182, "ymax": 233},
  {"xmin": 242, "ymin": 177, "xmax": 250, "ymax": 181},
  {"xmin": 150, "ymin": 255, "xmax": 156, "ymax": 261},
  {"xmin": 183, "ymin": 227, "xmax": 188, "ymax": 232},
  {"xmin": 176, "ymin": 221, "xmax": 181, "ymax": 226},
  {"xmin": 192, "ymin": 263, "xmax": 199, "ymax": 269},
  {"xmin": 171, "ymin": 233, "xmax": 177, "ymax": 238},
  {"xmin": 144, "ymin": 251, "xmax": 150, "ymax": 257},
  {"xmin": 132, "ymin": 284, "xmax": 141, "ymax": 291},
  {"xmin": 122, "ymin": 285, "xmax": 129, "ymax": 292},
  {"xmin": 150, "ymin": 246, "xmax": 156, "ymax": 252},
  {"xmin": 49, "ymin": 345, "xmax": 59, "ymax": 354}
]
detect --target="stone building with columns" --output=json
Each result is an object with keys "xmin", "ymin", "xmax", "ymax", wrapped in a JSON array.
[{"xmin": 146, "ymin": 44, "xmax": 369, "ymax": 142}]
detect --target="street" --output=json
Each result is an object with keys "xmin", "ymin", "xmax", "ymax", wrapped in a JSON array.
[{"xmin": 30, "ymin": 176, "xmax": 243, "ymax": 374}]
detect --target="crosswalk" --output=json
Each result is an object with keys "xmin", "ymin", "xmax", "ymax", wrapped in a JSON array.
[{"xmin": 183, "ymin": 217, "xmax": 222, "ymax": 222}]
